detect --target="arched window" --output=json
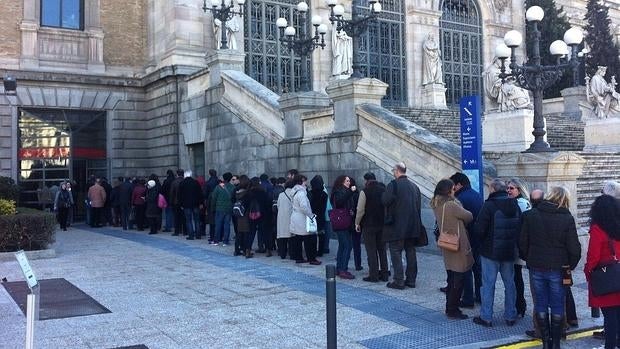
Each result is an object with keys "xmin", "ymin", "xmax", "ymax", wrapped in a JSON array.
[
  {"xmin": 357, "ymin": 0, "xmax": 407, "ymax": 107},
  {"xmin": 244, "ymin": 0, "xmax": 309, "ymax": 94},
  {"xmin": 440, "ymin": 0, "xmax": 483, "ymax": 106}
]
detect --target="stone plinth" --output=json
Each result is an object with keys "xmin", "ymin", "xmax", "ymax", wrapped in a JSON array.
[
  {"xmin": 584, "ymin": 117, "xmax": 620, "ymax": 152},
  {"xmin": 494, "ymin": 152, "xmax": 586, "ymax": 215},
  {"xmin": 206, "ymin": 50, "xmax": 245, "ymax": 87},
  {"xmin": 325, "ymin": 78, "xmax": 388, "ymax": 133},
  {"xmin": 421, "ymin": 83, "xmax": 447, "ymax": 110},
  {"xmin": 561, "ymin": 86, "xmax": 586, "ymax": 119},
  {"xmin": 279, "ymin": 91, "xmax": 331, "ymax": 139},
  {"xmin": 482, "ymin": 109, "xmax": 538, "ymax": 152}
]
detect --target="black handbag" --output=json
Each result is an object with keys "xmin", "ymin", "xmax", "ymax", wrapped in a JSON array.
[{"xmin": 591, "ymin": 239, "xmax": 620, "ymax": 296}]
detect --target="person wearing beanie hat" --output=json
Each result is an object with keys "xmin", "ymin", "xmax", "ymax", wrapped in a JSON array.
[{"xmin": 145, "ymin": 179, "xmax": 161, "ymax": 234}]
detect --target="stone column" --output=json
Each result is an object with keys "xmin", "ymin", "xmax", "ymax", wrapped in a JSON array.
[
  {"xmin": 482, "ymin": 109, "xmax": 539, "ymax": 152},
  {"xmin": 494, "ymin": 151, "xmax": 586, "ymax": 215},
  {"xmin": 20, "ymin": 0, "xmax": 39, "ymax": 69},
  {"xmin": 279, "ymin": 91, "xmax": 331, "ymax": 140},
  {"xmin": 205, "ymin": 50, "xmax": 246, "ymax": 87},
  {"xmin": 325, "ymin": 78, "xmax": 388, "ymax": 133},
  {"xmin": 560, "ymin": 86, "xmax": 587, "ymax": 119}
]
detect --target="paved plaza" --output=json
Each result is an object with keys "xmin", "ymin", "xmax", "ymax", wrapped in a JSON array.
[{"xmin": 0, "ymin": 226, "xmax": 608, "ymax": 349}]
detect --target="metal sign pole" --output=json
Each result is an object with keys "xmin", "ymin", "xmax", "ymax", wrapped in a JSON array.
[
  {"xmin": 25, "ymin": 292, "xmax": 36, "ymax": 349},
  {"xmin": 15, "ymin": 251, "xmax": 39, "ymax": 349}
]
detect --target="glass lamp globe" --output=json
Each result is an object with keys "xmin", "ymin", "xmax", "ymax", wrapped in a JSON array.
[
  {"xmin": 495, "ymin": 43, "xmax": 511, "ymax": 59},
  {"xmin": 276, "ymin": 18, "xmax": 288, "ymax": 28},
  {"xmin": 318, "ymin": 23, "xmax": 328, "ymax": 34},
  {"xmin": 284, "ymin": 26, "xmax": 296, "ymax": 36},
  {"xmin": 333, "ymin": 4, "xmax": 345, "ymax": 16},
  {"xmin": 312, "ymin": 15, "xmax": 322, "ymax": 25},
  {"xmin": 563, "ymin": 27, "xmax": 583, "ymax": 45},
  {"xmin": 549, "ymin": 40, "xmax": 569, "ymax": 56},
  {"xmin": 504, "ymin": 30, "xmax": 523, "ymax": 48},
  {"xmin": 526, "ymin": 6, "xmax": 544, "ymax": 22},
  {"xmin": 372, "ymin": 2, "xmax": 382, "ymax": 12},
  {"xmin": 297, "ymin": 2, "xmax": 308, "ymax": 12}
]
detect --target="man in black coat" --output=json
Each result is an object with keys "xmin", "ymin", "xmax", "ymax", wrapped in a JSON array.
[
  {"xmin": 178, "ymin": 170, "xmax": 203, "ymax": 240},
  {"xmin": 203, "ymin": 169, "xmax": 219, "ymax": 243},
  {"xmin": 170, "ymin": 169, "xmax": 185, "ymax": 236},
  {"xmin": 118, "ymin": 177, "xmax": 134, "ymax": 230},
  {"xmin": 473, "ymin": 178, "xmax": 520, "ymax": 328},
  {"xmin": 161, "ymin": 169, "xmax": 176, "ymax": 232},
  {"xmin": 382, "ymin": 162, "xmax": 424, "ymax": 290}
]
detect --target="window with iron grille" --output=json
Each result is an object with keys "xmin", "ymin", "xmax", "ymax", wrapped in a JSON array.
[
  {"xmin": 440, "ymin": 0, "xmax": 483, "ymax": 106},
  {"xmin": 244, "ymin": 0, "xmax": 310, "ymax": 94}
]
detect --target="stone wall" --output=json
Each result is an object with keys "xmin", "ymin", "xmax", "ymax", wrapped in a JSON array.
[
  {"xmin": 0, "ymin": 1, "xmax": 22, "ymax": 59},
  {"xmin": 101, "ymin": 0, "xmax": 146, "ymax": 69}
]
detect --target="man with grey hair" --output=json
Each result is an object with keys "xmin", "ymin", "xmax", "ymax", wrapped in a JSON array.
[
  {"xmin": 382, "ymin": 162, "xmax": 425, "ymax": 290},
  {"xmin": 473, "ymin": 178, "xmax": 521, "ymax": 327},
  {"xmin": 602, "ymin": 180, "xmax": 620, "ymax": 198}
]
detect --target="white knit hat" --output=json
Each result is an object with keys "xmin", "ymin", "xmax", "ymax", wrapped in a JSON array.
[{"xmin": 147, "ymin": 180, "xmax": 156, "ymax": 188}]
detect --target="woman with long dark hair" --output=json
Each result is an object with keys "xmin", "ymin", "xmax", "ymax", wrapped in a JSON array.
[
  {"xmin": 331, "ymin": 175, "xmax": 356, "ymax": 279},
  {"xmin": 585, "ymin": 195, "xmax": 620, "ymax": 349},
  {"xmin": 235, "ymin": 175, "xmax": 252, "ymax": 257},
  {"xmin": 430, "ymin": 179, "xmax": 474, "ymax": 320},
  {"xmin": 247, "ymin": 177, "xmax": 271, "ymax": 256}
]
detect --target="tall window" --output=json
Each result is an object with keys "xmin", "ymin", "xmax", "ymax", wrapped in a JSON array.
[
  {"xmin": 244, "ymin": 0, "xmax": 308, "ymax": 94},
  {"xmin": 41, "ymin": 0, "xmax": 84, "ymax": 30},
  {"xmin": 357, "ymin": 0, "xmax": 407, "ymax": 107},
  {"xmin": 440, "ymin": 0, "xmax": 483, "ymax": 106}
]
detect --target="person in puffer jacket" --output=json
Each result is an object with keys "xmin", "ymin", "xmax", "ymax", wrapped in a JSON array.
[{"xmin": 289, "ymin": 174, "xmax": 321, "ymax": 265}]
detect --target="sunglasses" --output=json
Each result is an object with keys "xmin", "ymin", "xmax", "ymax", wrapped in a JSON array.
[{"xmin": 507, "ymin": 186, "xmax": 517, "ymax": 190}]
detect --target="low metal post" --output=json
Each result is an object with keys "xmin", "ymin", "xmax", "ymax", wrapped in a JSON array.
[
  {"xmin": 25, "ymin": 291, "xmax": 37, "ymax": 349},
  {"xmin": 326, "ymin": 264, "xmax": 337, "ymax": 349}
]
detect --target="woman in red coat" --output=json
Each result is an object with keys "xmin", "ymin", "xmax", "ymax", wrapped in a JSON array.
[{"xmin": 585, "ymin": 194, "xmax": 620, "ymax": 349}]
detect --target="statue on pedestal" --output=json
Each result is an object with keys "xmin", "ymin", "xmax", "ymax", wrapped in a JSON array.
[
  {"xmin": 422, "ymin": 33, "xmax": 444, "ymax": 85},
  {"xmin": 586, "ymin": 66, "xmax": 620, "ymax": 118},
  {"xmin": 483, "ymin": 57, "xmax": 532, "ymax": 112},
  {"xmin": 332, "ymin": 29, "xmax": 353, "ymax": 77},
  {"xmin": 213, "ymin": 14, "xmax": 240, "ymax": 50}
]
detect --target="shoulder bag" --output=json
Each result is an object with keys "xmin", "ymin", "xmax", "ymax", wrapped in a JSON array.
[
  {"xmin": 328, "ymin": 192, "xmax": 352, "ymax": 231},
  {"xmin": 590, "ymin": 238, "xmax": 620, "ymax": 296},
  {"xmin": 437, "ymin": 203, "xmax": 460, "ymax": 252}
]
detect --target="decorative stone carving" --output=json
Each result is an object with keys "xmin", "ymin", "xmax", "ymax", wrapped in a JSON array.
[
  {"xmin": 213, "ymin": 15, "xmax": 240, "ymax": 50},
  {"xmin": 331, "ymin": 29, "xmax": 353, "ymax": 77},
  {"xmin": 483, "ymin": 57, "xmax": 532, "ymax": 112},
  {"xmin": 422, "ymin": 33, "xmax": 443, "ymax": 86},
  {"xmin": 585, "ymin": 66, "xmax": 620, "ymax": 118}
]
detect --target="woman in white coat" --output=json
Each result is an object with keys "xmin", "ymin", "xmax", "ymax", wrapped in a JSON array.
[
  {"xmin": 277, "ymin": 181, "xmax": 295, "ymax": 259},
  {"xmin": 289, "ymin": 174, "xmax": 321, "ymax": 265}
]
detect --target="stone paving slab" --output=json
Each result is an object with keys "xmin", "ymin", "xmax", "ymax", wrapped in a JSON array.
[{"xmin": 0, "ymin": 225, "xmax": 604, "ymax": 349}]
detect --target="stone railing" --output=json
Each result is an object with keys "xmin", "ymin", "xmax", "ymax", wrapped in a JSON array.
[
  {"xmin": 220, "ymin": 70, "xmax": 285, "ymax": 143},
  {"xmin": 356, "ymin": 103, "xmax": 497, "ymax": 198}
]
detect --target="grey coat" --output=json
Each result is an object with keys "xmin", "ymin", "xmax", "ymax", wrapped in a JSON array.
[{"xmin": 381, "ymin": 176, "xmax": 423, "ymax": 242}]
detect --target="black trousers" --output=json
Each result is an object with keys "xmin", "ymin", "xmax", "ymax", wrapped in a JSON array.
[
  {"xmin": 173, "ymin": 205, "xmax": 185, "ymax": 234},
  {"xmin": 388, "ymin": 238, "xmax": 418, "ymax": 285},
  {"xmin": 446, "ymin": 270, "xmax": 466, "ymax": 315},
  {"xmin": 148, "ymin": 216, "xmax": 158, "ymax": 234},
  {"xmin": 91, "ymin": 207, "xmax": 102, "ymax": 227},
  {"xmin": 57, "ymin": 206, "xmax": 69, "ymax": 230},
  {"xmin": 277, "ymin": 238, "xmax": 289, "ymax": 259},
  {"xmin": 352, "ymin": 230, "xmax": 362, "ymax": 269},
  {"xmin": 290, "ymin": 234, "xmax": 317, "ymax": 262},
  {"xmin": 515, "ymin": 264, "xmax": 527, "ymax": 316},
  {"xmin": 362, "ymin": 226, "xmax": 388, "ymax": 279},
  {"xmin": 134, "ymin": 205, "xmax": 146, "ymax": 230}
]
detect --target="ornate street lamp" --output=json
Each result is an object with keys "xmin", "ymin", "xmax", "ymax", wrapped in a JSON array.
[
  {"xmin": 327, "ymin": 0, "xmax": 382, "ymax": 79},
  {"xmin": 202, "ymin": 0, "xmax": 245, "ymax": 50},
  {"xmin": 495, "ymin": 5, "xmax": 583, "ymax": 152},
  {"xmin": 276, "ymin": 2, "xmax": 328, "ymax": 92}
]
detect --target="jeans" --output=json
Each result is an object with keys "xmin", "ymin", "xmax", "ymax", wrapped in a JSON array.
[
  {"xmin": 215, "ymin": 211, "xmax": 231, "ymax": 244},
  {"xmin": 335, "ymin": 230, "xmax": 352, "ymax": 272},
  {"xmin": 323, "ymin": 222, "xmax": 333, "ymax": 253},
  {"xmin": 184, "ymin": 207, "xmax": 200, "ymax": 238},
  {"xmin": 601, "ymin": 306, "xmax": 620, "ymax": 349},
  {"xmin": 120, "ymin": 205, "xmax": 131, "ymax": 230},
  {"xmin": 480, "ymin": 256, "xmax": 517, "ymax": 322},
  {"xmin": 352, "ymin": 230, "xmax": 362, "ymax": 269},
  {"xmin": 164, "ymin": 206, "xmax": 174, "ymax": 231},
  {"xmin": 530, "ymin": 269, "xmax": 564, "ymax": 316},
  {"xmin": 388, "ymin": 238, "xmax": 417, "ymax": 285}
]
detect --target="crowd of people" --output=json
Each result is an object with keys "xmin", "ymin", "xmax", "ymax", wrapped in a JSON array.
[{"xmin": 53, "ymin": 164, "xmax": 620, "ymax": 349}]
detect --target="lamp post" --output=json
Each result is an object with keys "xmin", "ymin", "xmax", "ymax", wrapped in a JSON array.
[
  {"xmin": 202, "ymin": 0, "xmax": 245, "ymax": 50},
  {"xmin": 276, "ymin": 2, "xmax": 328, "ymax": 92},
  {"xmin": 495, "ymin": 5, "xmax": 583, "ymax": 152},
  {"xmin": 327, "ymin": 0, "xmax": 382, "ymax": 79}
]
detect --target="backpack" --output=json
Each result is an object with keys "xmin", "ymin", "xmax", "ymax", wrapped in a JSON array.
[
  {"xmin": 248, "ymin": 199, "xmax": 262, "ymax": 221},
  {"xmin": 232, "ymin": 200, "xmax": 245, "ymax": 217}
]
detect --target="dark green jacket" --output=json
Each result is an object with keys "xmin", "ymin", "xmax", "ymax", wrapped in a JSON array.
[{"xmin": 211, "ymin": 183, "xmax": 235, "ymax": 212}]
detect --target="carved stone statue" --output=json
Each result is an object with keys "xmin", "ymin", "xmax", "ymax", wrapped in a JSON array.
[
  {"xmin": 332, "ymin": 29, "xmax": 353, "ymax": 76},
  {"xmin": 213, "ymin": 15, "xmax": 240, "ymax": 50},
  {"xmin": 422, "ymin": 33, "xmax": 443, "ymax": 85},
  {"xmin": 586, "ymin": 66, "xmax": 620, "ymax": 118},
  {"xmin": 483, "ymin": 57, "xmax": 532, "ymax": 112}
]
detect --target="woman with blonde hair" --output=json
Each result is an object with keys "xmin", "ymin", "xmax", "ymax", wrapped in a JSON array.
[
  {"xmin": 431, "ymin": 178, "xmax": 474, "ymax": 320},
  {"xmin": 519, "ymin": 186, "xmax": 581, "ymax": 349},
  {"xmin": 507, "ymin": 178, "xmax": 531, "ymax": 318}
]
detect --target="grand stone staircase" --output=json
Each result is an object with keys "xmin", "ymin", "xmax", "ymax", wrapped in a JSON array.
[
  {"xmin": 546, "ymin": 113, "xmax": 585, "ymax": 151},
  {"xmin": 576, "ymin": 152, "xmax": 620, "ymax": 228},
  {"xmin": 390, "ymin": 108, "xmax": 461, "ymax": 145}
]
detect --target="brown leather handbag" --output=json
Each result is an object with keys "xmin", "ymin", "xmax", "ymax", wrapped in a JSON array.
[{"xmin": 437, "ymin": 203, "xmax": 460, "ymax": 252}]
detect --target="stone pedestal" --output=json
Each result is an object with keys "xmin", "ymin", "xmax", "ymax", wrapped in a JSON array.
[
  {"xmin": 584, "ymin": 117, "xmax": 620, "ymax": 152},
  {"xmin": 494, "ymin": 152, "xmax": 586, "ymax": 215},
  {"xmin": 279, "ymin": 91, "xmax": 331, "ymax": 139},
  {"xmin": 561, "ymin": 86, "xmax": 587, "ymax": 119},
  {"xmin": 325, "ymin": 78, "xmax": 388, "ymax": 133},
  {"xmin": 205, "ymin": 50, "xmax": 245, "ymax": 87},
  {"xmin": 421, "ymin": 83, "xmax": 447, "ymax": 110},
  {"xmin": 482, "ymin": 109, "xmax": 539, "ymax": 152}
]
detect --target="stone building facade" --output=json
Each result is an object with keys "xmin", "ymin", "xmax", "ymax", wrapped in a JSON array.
[{"xmin": 0, "ymin": 0, "xmax": 619, "ymax": 208}]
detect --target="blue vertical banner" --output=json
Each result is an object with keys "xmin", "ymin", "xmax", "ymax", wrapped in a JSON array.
[{"xmin": 459, "ymin": 96, "xmax": 484, "ymax": 196}]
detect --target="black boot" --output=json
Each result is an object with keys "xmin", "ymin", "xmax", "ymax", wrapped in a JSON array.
[
  {"xmin": 550, "ymin": 314, "xmax": 563, "ymax": 349},
  {"xmin": 535, "ymin": 312, "xmax": 551, "ymax": 349}
]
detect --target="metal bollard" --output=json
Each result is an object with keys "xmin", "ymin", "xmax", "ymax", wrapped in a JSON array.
[{"xmin": 326, "ymin": 264, "xmax": 337, "ymax": 349}]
